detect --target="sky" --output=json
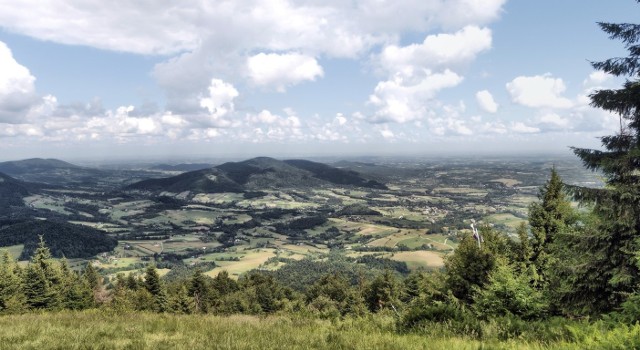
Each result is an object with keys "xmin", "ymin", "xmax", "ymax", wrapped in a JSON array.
[{"xmin": 0, "ymin": 0, "xmax": 638, "ymax": 161}]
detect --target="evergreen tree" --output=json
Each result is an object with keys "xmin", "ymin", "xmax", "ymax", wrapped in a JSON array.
[
  {"xmin": 528, "ymin": 168, "xmax": 575, "ymax": 288},
  {"xmin": 83, "ymin": 262, "xmax": 101, "ymax": 291},
  {"xmin": 23, "ymin": 237, "xmax": 61, "ymax": 310},
  {"xmin": 569, "ymin": 13, "xmax": 640, "ymax": 313},
  {"xmin": 364, "ymin": 270, "xmax": 402, "ymax": 312},
  {"xmin": 144, "ymin": 265, "xmax": 167, "ymax": 312},
  {"xmin": 170, "ymin": 285, "xmax": 193, "ymax": 314},
  {"xmin": 0, "ymin": 250, "xmax": 25, "ymax": 313},
  {"xmin": 189, "ymin": 269, "xmax": 212, "ymax": 313}
]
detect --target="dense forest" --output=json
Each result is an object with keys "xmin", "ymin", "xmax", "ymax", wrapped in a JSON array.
[{"xmin": 0, "ymin": 220, "xmax": 117, "ymax": 260}]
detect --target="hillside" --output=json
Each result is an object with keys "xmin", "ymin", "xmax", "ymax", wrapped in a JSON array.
[
  {"xmin": 128, "ymin": 157, "xmax": 387, "ymax": 194},
  {"xmin": 0, "ymin": 158, "xmax": 104, "ymax": 185},
  {"xmin": 0, "ymin": 158, "xmax": 80, "ymax": 174},
  {"xmin": 127, "ymin": 167, "xmax": 244, "ymax": 193},
  {"xmin": 0, "ymin": 172, "xmax": 34, "ymax": 212},
  {"xmin": 0, "ymin": 219, "xmax": 117, "ymax": 259}
]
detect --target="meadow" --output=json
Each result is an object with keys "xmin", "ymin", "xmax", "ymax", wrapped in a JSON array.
[{"xmin": 0, "ymin": 311, "xmax": 638, "ymax": 350}]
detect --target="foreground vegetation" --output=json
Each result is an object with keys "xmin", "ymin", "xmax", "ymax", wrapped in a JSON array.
[{"xmin": 2, "ymin": 311, "xmax": 640, "ymax": 350}]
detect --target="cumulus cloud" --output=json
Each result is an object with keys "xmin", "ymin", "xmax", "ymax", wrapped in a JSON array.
[
  {"xmin": 475, "ymin": 90, "xmax": 498, "ymax": 113},
  {"xmin": 378, "ymin": 26, "xmax": 492, "ymax": 74},
  {"xmin": 367, "ymin": 24, "xmax": 494, "ymax": 125},
  {"xmin": 246, "ymin": 53, "xmax": 323, "ymax": 92},
  {"xmin": 368, "ymin": 70, "xmax": 463, "ymax": 123},
  {"xmin": 0, "ymin": 41, "xmax": 39, "ymax": 123},
  {"xmin": 198, "ymin": 79, "xmax": 239, "ymax": 127},
  {"xmin": 506, "ymin": 74, "xmax": 573, "ymax": 109}
]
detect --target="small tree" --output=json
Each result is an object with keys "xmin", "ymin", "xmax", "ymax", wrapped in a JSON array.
[
  {"xmin": 23, "ymin": 237, "xmax": 61, "ymax": 310},
  {"xmin": 0, "ymin": 251, "xmax": 25, "ymax": 313},
  {"xmin": 144, "ymin": 265, "xmax": 167, "ymax": 312}
]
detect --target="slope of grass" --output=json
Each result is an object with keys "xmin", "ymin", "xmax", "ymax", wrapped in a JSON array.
[
  {"xmin": 0, "ymin": 311, "xmax": 545, "ymax": 349},
  {"xmin": 1, "ymin": 311, "xmax": 639, "ymax": 349}
]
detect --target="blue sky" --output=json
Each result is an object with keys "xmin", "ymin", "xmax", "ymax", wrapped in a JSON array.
[{"xmin": 0, "ymin": 0, "xmax": 637, "ymax": 160}]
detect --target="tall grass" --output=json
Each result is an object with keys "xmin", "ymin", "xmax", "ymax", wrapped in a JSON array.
[{"xmin": 0, "ymin": 311, "xmax": 638, "ymax": 349}]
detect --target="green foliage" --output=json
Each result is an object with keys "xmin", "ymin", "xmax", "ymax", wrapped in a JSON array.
[
  {"xmin": 444, "ymin": 227, "xmax": 507, "ymax": 303},
  {"xmin": 473, "ymin": 257, "xmax": 547, "ymax": 320},
  {"xmin": 364, "ymin": 270, "xmax": 403, "ymax": 313},
  {"xmin": 306, "ymin": 273, "xmax": 367, "ymax": 317}
]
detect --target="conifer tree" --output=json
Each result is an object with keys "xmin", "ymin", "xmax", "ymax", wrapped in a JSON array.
[
  {"xmin": 23, "ymin": 237, "xmax": 61, "ymax": 310},
  {"xmin": 528, "ymin": 168, "xmax": 575, "ymax": 288},
  {"xmin": 0, "ymin": 250, "xmax": 25, "ymax": 313},
  {"xmin": 144, "ymin": 265, "xmax": 167, "ymax": 312},
  {"xmin": 189, "ymin": 269, "xmax": 212, "ymax": 313},
  {"xmin": 569, "ymin": 12, "xmax": 640, "ymax": 312},
  {"xmin": 83, "ymin": 262, "xmax": 101, "ymax": 291}
]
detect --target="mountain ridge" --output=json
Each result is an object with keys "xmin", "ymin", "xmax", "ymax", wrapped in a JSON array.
[{"xmin": 127, "ymin": 157, "xmax": 387, "ymax": 194}]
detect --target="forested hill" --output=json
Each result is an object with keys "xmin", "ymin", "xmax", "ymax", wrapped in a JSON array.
[
  {"xmin": 127, "ymin": 157, "xmax": 387, "ymax": 193},
  {"xmin": 0, "ymin": 219, "xmax": 117, "ymax": 259},
  {"xmin": 0, "ymin": 158, "xmax": 105, "ymax": 185},
  {"xmin": 283, "ymin": 159, "xmax": 388, "ymax": 189},
  {"xmin": 0, "ymin": 172, "xmax": 35, "ymax": 211},
  {"xmin": 0, "ymin": 158, "xmax": 80, "ymax": 174}
]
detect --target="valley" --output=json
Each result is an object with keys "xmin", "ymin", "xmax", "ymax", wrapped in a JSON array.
[{"xmin": 0, "ymin": 155, "xmax": 601, "ymax": 281}]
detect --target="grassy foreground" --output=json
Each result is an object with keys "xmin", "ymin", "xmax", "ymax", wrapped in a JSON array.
[{"xmin": 0, "ymin": 311, "xmax": 639, "ymax": 350}]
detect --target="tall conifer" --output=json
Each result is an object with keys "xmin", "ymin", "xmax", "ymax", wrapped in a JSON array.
[{"xmin": 570, "ymin": 12, "xmax": 640, "ymax": 312}]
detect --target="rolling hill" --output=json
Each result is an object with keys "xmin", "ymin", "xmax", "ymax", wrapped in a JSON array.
[
  {"xmin": 127, "ymin": 157, "xmax": 387, "ymax": 194},
  {"xmin": 0, "ymin": 158, "xmax": 104, "ymax": 185}
]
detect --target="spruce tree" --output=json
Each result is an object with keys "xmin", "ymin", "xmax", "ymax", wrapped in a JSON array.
[
  {"xmin": 23, "ymin": 237, "xmax": 61, "ymax": 310},
  {"xmin": 0, "ymin": 251, "xmax": 25, "ymax": 313},
  {"xmin": 569, "ymin": 12, "xmax": 640, "ymax": 313},
  {"xmin": 528, "ymin": 168, "xmax": 575, "ymax": 288},
  {"xmin": 144, "ymin": 265, "xmax": 167, "ymax": 312}
]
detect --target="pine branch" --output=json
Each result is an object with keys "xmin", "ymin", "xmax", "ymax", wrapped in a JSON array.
[{"xmin": 597, "ymin": 22, "xmax": 640, "ymax": 46}]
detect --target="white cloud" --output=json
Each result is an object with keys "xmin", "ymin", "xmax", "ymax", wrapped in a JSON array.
[
  {"xmin": 199, "ymin": 79, "xmax": 239, "ymax": 126},
  {"xmin": 0, "ymin": 1, "xmax": 506, "ymax": 56},
  {"xmin": 0, "ymin": 1, "xmax": 506, "ymax": 115},
  {"xmin": 583, "ymin": 71, "xmax": 613, "ymax": 87},
  {"xmin": 0, "ymin": 41, "xmax": 39, "ymax": 123},
  {"xmin": 378, "ymin": 26, "xmax": 492, "ymax": 74},
  {"xmin": 475, "ymin": 90, "xmax": 498, "ymax": 113},
  {"xmin": 368, "ymin": 25, "xmax": 493, "ymax": 125},
  {"xmin": 247, "ymin": 53, "xmax": 323, "ymax": 92},
  {"xmin": 538, "ymin": 113, "xmax": 570, "ymax": 129},
  {"xmin": 0, "ymin": 1, "xmax": 515, "ymax": 147},
  {"xmin": 368, "ymin": 70, "xmax": 463, "ymax": 123},
  {"xmin": 510, "ymin": 122, "xmax": 540, "ymax": 134},
  {"xmin": 506, "ymin": 74, "xmax": 573, "ymax": 109},
  {"xmin": 379, "ymin": 127, "xmax": 395, "ymax": 139}
]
